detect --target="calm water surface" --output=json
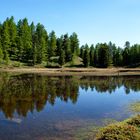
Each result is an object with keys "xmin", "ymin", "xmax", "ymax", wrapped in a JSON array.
[{"xmin": 0, "ymin": 73, "xmax": 140, "ymax": 140}]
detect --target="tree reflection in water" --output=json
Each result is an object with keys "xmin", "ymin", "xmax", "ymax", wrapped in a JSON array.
[{"xmin": 0, "ymin": 73, "xmax": 139, "ymax": 118}]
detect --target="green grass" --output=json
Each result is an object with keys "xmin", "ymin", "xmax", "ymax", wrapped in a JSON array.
[{"xmin": 64, "ymin": 56, "xmax": 83, "ymax": 67}]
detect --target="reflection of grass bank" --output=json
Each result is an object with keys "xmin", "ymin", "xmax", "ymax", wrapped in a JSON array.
[
  {"xmin": 75, "ymin": 115, "xmax": 140, "ymax": 140},
  {"xmin": 129, "ymin": 101, "xmax": 140, "ymax": 113},
  {"xmin": 74, "ymin": 118, "xmax": 117, "ymax": 140},
  {"xmin": 0, "ymin": 67, "xmax": 140, "ymax": 76}
]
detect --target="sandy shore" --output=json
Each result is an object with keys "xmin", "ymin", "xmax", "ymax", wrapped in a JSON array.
[{"xmin": 0, "ymin": 67, "xmax": 140, "ymax": 76}]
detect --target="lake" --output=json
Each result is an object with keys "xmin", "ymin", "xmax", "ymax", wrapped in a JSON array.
[{"xmin": 0, "ymin": 73, "xmax": 140, "ymax": 140}]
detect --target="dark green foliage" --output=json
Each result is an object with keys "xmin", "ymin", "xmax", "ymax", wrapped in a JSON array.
[
  {"xmin": 63, "ymin": 34, "xmax": 72, "ymax": 62},
  {"xmin": 122, "ymin": 42, "xmax": 131, "ymax": 66},
  {"xmin": 70, "ymin": 32, "xmax": 79, "ymax": 55},
  {"xmin": 89, "ymin": 44, "xmax": 94, "ymax": 66},
  {"xmin": 35, "ymin": 23, "xmax": 48, "ymax": 64},
  {"xmin": 0, "ymin": 47, "xmax": 3, "ymax": 63},
  {"xmin": 98, "ymin": 43, "xmax": 110, "ymax": 68},
  {"xmin": 48, "ymin": 31, "xmax": 57, "ymax": 59},
  {"xmin": 59, "ymin": 49, "xmax": 65, "ymax": 66},
  {"xmin": 56, "ymin": 36, "xmax": 63, "ymax": 56},
  {"xmin": 8, "ymin": 16, "xmax": 17, "ymax": 60},
  {"xmin": 113, "ymin": 47, "xmax": 123, "ymax": 66},
  {"xmin": 80, "ymin": 45, "xmax": 85, "ymax": 60},
  {"xmin": 2, "ymin": 18, "xmax": 10, "ymax": 62},
  {"xmin": 83, "ymin": 44, "xmax": 90, "ymax": 67},
  {"xmin": 19, "ymin": 18, "xmax": 32, "ymax": 62},
  {"xmin": 30, "ymin": 22, "xmax": 36, "ymax": 65}
]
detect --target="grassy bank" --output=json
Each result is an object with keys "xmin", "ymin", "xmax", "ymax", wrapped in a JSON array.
[
  {"xmin": 95, "ymin": 115, "xmax": 140, "ymax": 140},
  {"xmin": 0, "ymin": 67, "xmax": 140, "ymax": 76}
]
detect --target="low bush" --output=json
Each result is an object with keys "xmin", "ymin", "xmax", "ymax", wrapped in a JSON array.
[{"xmin": 95, "ymin": 115, "xmax": 140, "ymax": 140}]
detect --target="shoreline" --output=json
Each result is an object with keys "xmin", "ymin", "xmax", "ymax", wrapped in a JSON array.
[{"xmin": 0, "ymin": 67, "xmax": 140, "ymax": 76}]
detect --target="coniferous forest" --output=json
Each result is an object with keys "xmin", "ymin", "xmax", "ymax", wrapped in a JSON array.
[{"xmin": 0, "ymin": 16, "xmax": 140, "ymax": 68}]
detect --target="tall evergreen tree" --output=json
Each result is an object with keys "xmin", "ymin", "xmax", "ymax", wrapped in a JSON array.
[
  {"xmin": 16, "ymin": 19, "xmax": 23, "ymax": 61},
  {"xmin": 56, "ymin": 35, "xmax": 63, "ymax": 56},
  {"xmin": 2, "ymin": 18, "xmax": 10, "ymax": 63},
  {"xmin": 113, "ymin": 47, "xmax": 123, "ymax": 66},
  {"xmin": 30, "ymin": 22, "xmax": 36, "ymax": 65},
  {"xmin": 0, "ymin": 23, "xmax": 3, "ymax": 62},
  {"xmin": 83, "ymin": 44, "xmax": 90, "ymax": 67},
  {"xmin": 48, "ymin": 31, "xmax": 57, "ymax": 59},
  {"xmin": 59, "ymin": 49, "xmax": 65, "ymax": 66},
  {"xmin": 80, "ymin": 45, "xmax": 85, "ymax": 60},
  {"xmin": 94, "ymin": 44, "xmax": 100, "ymax": 67},
  {"xmin": 70, "ymin": 32, "xmax": 79, "ymax": 55},
  {"xmin": 89, "ymin": 44, "xmax": 94, "ymax": 66},
  {"xmin": 35, "ymin": 23, "xmax": 48, "ymax": 64},
  {"xmin": 63, "ymin": 34, "xmax": 72, "ymax": 62},
  {"xmin": 122, "ymin": 42, "xmax": 131, "ymax": 66},
  {"xmin": 8, "ymin": 16, "xmax": 17, "ymax": 60},
  {"xmin": 20, "ymin": 18, "xmax": 32, "ymax": 62},
  {"xmin": 98, "ymin": 43, "xmax": 110, "ymax": 68}
]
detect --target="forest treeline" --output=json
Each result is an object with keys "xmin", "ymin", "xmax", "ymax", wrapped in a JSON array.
[{"xmin": 0, "ymin": 16, "xmax": 140, "ymax": 67}]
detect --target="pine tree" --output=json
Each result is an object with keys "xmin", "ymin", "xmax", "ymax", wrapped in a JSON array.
[
  {"xmin": 70, "ymin": 32, "xmax": 79, "ymax": 55},
  {"xmin": 0, "ymin": 47, "xmax": 3, "ymax": 63},
  {"xmin": 20, "ymin": 18, "xmax": 32, "ymax": 63},
  {"xmin": 83, "ymin": 44, "xmax": 90, "ymax": 67},
  {"xmin": 16, "ymin": 19, "xmax": 23, "ymax": 61},
  {"xmin": 0, "ymin": 23, "xmax": 3, "ymax": 63},
  {"xmin": 35, "ymin": 23, "xmax": 48, "ymax": 64},
  {"xmin": 30, "ymin": 22, "xmax": 36, "ymax": 65},
  {"xmin": 48, "ymin": 31, "xmax": 57, "ymax": 59},
  {"xmin": 63, "ymin": 34, "xmax": 72, "ymax": 62},
  {"xmin": 94, "ymin": 44, "xmax": 100, "ymax": 67},
  {"xmin": 113, "ymin": 47, "xmax": 123, "ymax": 66},
  {"xmin": 2, "ymin": 18, "xmax": 10, "ymax": 63},
  {"xmin": 98, "ymin": 43, "xmax": 110, "ymax": 68},
  {"xmin": 56, "ymin": 35, "xmax": 63, "ymax": 56},
  {"xmin": 80, "ymin": 45, "xmax": 85, "ymax": 60},
  {"xmin": 8, "ymin": 16, "xmax": 17, "ymax": 60},
  {"xmin": 122, "ymin": 42, "xmax": 130, "ymax": 66},
  {"xmin": 89, "ymin": 44, "xmax": 94, "ymax": 66},
  {"xmin": 59, "ymin": 49, "xmax": 65, "ymax": 66}
]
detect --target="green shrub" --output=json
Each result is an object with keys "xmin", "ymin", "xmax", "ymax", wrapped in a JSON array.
[
  {"xmin": 127, "ymin": 115, "xmax": 140, "ymax": 128},
  {"xmin": 13, "ymin": 61, "xmax": 22, "ymax": 67},
  {"xmin": 95, "ymin": 123, "xmax": 140, "ymax": 140}
]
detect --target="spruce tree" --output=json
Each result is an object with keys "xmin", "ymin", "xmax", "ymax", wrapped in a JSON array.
[
  {"xmin": 59, "ymin": 49, "xmax": 65, "ymax": 66},
  {"xmin": 48, "ymin": 31, "xmax": 57, "ymax": 59},
  {"xmin": 35, "ymin": 23, "xmax": 48, "ymax": 64},
  {"xmin": 2, "ymin": 19, "xmax": 10, "ymax": 63},
  {"xmin": 16, "ymin": 19, "xmax": 23, "ymax": 61},
  {"xmin": 98, "ymin": 43, "xmax": 110, "ymax": 68},
  {"xmin": 89, "ymin": 44, "xmax": 94, "ymax": 66},
  {"xmin": 56, "ymin": 35, "xmax": 63, "ymax": 56},
  {"xmin": 70, "ymin": 32, "xmax": 79, "ymax": 55},
  {"xmin": 83, "ymin": 44, "xmax": 90, "ymax": 67},
  {"xmin": 21, "ymin": 18, "xmax": 32, "ymax": 63},
  {"xmin": 8, "ymin": 16, "xmax": 17, "ymax": 60},
  {"xmin": 63, "ymin": 34, "xmax": 72, "ymax": 62},
  {"xmin": 30, "ymin": 22, "xmax": 36, "ymax": 65}
]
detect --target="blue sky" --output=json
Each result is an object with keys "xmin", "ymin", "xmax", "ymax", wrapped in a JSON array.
[{"xmin": 0, "ymin": 0, "xmax": 140, "ymax": 47}]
